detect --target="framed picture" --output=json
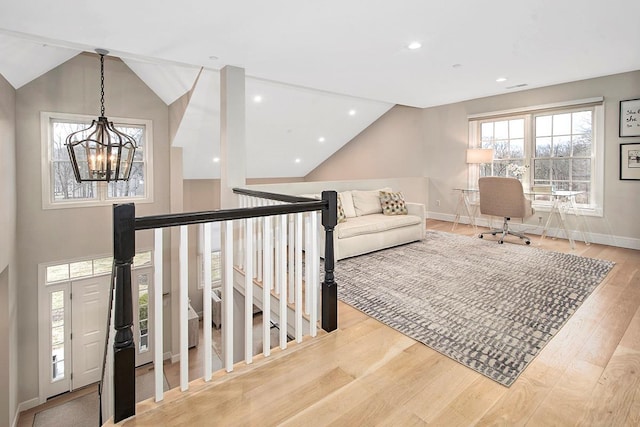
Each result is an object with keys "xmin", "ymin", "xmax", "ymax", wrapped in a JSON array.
[
  {"xmin": 619, "ymin": 98, "xmax": 640, "ymax": 137},
  {"xmin": 620, "ymin": 143, "xmax": 640, "ymax": 180}
]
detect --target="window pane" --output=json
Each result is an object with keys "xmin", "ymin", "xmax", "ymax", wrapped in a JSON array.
[
  {"xmin": 52, "ymin": 325, "xmax": 65, "ymax": 346},
  {"xmin": 572, "ymin": 111, "xmax": 592, "ymax": 134},
  {"xmin": 536, "ymin": 116, "xmax": 552, "ymax": 137},
  {"xmin": 52, "ymin": 161, "xmax": 96, "ymax": 201},
  {"xmin": 510, "ymin": 138, "xmax": 524, "ymax": 158},
  {"xmin": 494, "ymin": 121, "xmax": 508, "ymax": 139},
  {"xmin": 552, "ymin": 113, "xmax": 571, "ymax": 135},
  {"xmin": 552, "ymin": 159, "xmax": 570, "ymax": 181},
  {"xmin": 534, "ymin": 159, "xmax": 551, "ymax": 181},
  {"xmin": 572, "ymin": 134, "xmax": 592, "ymax": 157},
  {"xmin": 134, "ymin": 251, "xmax": 152, "ymax": 267},
  {"xmin": 572, "ymin": 182, "xmax": 590, "ymax": 204},
  {"xmin": 140, "ymin": 334, "xmax": 149, "ymax": 352},
  {"xmin": 47, "ymin": 265, "xmax": 69, "ymax": 283},
  {"xmin": 553, "ymin": 136, "xmax": 571, "ymax": 157},
  {"xmin": 493, "ymin": 161, "xmax": 509, "ymax": 177},
  {"xmin": 93, "ymin": 257, "xmax": 113, "ymax": 275},
  {"xmin": 481, "ymin": 122, "xmax": 493, "ymax": 139},
  {"xmin": 70, "ymin": 260, "xmax": 93, "ymax": 278},
  {"xmin": 509, "ymin": 119, "xmax": 524, "ymax": 138},
  {"xmin": 535, "ymin": 137, "xmax": 552, "ymax": 157},
  {"xmin": 494, "ymin": 141, "xmax": 509, "ymax": 159},
  {"xmin": 572, "ymin": 159, "xmax": 591, "ymax": 181},
  {"xmin": 108, "ymin": 162, "xmax": 145, "ymax": 198}
]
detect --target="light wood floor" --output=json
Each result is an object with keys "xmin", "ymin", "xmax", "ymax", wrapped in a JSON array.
[
  {"xmin": 50, "ymin": 220, "xmax": 640, "ymax": 426},
  {"xmin": 118, "ymin": 220, "xmax": 640, "ymax": 426}
]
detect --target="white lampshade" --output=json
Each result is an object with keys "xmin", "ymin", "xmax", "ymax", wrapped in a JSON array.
[{"xmin": 466, "ymin": 148, "xmax": 494, "ymax": 164}]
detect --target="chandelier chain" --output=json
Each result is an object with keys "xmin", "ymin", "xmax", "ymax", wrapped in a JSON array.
[{"xmin": 100, "ymin": 53, "xmax": 105, "ymax": 117}]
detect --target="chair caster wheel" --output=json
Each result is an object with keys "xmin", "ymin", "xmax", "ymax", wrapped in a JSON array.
[
  {"xmin": 479, "ymin": 235, "xmax": 483, "ymax": 239},
  {"xmin": 498, "ymin": 240, "xmax": 504, "ymax": 244},
  {"xmin": 525, "ymin": 241, "xmax": 531, "ymax": 245},
  {"xmin": 491, "ymin": 232, "xmax": 497, "ymax": 236}
]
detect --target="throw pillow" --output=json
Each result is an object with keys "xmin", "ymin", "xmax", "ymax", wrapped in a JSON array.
[
  {"xmin": 379, "ymin": 191, "xmax": 408, "ymax": 215},
  {"xmin": 339, "ymin": 191, "xmax": 357, "ymax": 218},
  {"xmin": 337, "ymin": 193, "xmax": 347, "ymax": 223}
]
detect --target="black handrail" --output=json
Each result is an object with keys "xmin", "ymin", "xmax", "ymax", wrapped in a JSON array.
[{"xmin": 110, "ymin": 188, "xmax": 337, "ymax": 423}]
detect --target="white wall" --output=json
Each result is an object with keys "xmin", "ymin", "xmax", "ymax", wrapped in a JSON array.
[
  {"xmin": 0, "ymin": 72, "xmax": 18, "ymax": 427},
  {"xmin": 14, "ymin": 53, "xmax": 172, "ymax": 405}
]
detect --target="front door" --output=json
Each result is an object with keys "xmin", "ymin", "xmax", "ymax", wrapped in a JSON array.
[{"xmin": 71, "ymin": 275, "xmax": 111, "ymax": 389}]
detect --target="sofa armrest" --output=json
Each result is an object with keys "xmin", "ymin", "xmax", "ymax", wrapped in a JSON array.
[
  {"xmin": 406, "ymin": 202, "xmax": 426, "ymax": 238},
  {"xmin": 406, "ymin": 202, "xmax": 425, "ymax": 220}
]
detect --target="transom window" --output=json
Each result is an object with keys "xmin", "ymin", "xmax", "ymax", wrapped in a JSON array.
[
  {"xmin": 469, "ymin": 98, "xmax": 604, "ymax": 214},
  {"xmin": 41, "ymin": 112, "xmax": 153, "ymax": 209}
]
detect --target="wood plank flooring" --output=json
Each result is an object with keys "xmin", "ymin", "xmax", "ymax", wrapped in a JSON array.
[{"xmin": 109, "ymin": 220, "xmax": 640, "ymax": 425}]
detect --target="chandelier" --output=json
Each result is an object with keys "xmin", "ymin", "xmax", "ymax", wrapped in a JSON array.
[{"xmin": 66, "ymin": 49, "xmax": 137, "ymax": 183}]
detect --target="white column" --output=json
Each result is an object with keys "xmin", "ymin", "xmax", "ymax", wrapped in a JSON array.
[{"xmin": 220, "ymin": 65, "xmax": 246, "ymax": 209}]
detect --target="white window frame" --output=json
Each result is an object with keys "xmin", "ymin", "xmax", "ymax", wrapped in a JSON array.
[
  {"xmin": 41, "ymin": 111, "xmax": 154, "ymax": 209},
  {"xmin": 468, "ymin": 97, "xmax": 604, "ymax": 216}
]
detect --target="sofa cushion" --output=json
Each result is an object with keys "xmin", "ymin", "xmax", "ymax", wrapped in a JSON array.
[
  {"xmin": 379, "ymin": 191, "xmax": 408, "ymax": 215},
  {"xmin": 336, "ymin": 213, "xmax": 421, "ymax": 239},
  {"xmin": 337, "ymin": 194, "xmax": 347, "ymax": 223},
  {"xmin": 339, "ymin": 191, "xmax": 357, "ymax": 218},
  {"xmin": 352, "ymin": 188, "xmax": 391, "ymax": 216}
]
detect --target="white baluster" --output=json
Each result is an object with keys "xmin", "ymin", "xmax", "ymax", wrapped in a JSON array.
[
  {"xmin": 280, "ymin": 214, "xmax": 288, "ymax": 350},
  {"xmin": 295, "ymin": 212, "xmax": 303, "ymax": 342},
  {"xmin": 223, "ymin": 220, "xmax": 234, "ymax": 372},
  {"xmin": 245, "ymin": 217, "xmax": 253, "ymax": 364},
  {"xmin": 203, "ymin": 223, "xmax": 212, "ymax": 381},
  {"xmin": 310, "ymin": 212, "xmax": 319, "ymax": 337},
  {"xmin": 263, "ymin": 215, "xmax": 272, "ymax": 357},
  {"xmin": 154, "ymin": 228, "xmax": 164, "ymax": 402},
  {"xmin": 288, "ymin": 215, "xmax": 295, "ymax": 304},
  {"xmin": 179, "ymin": 225, "xmax": 188, "ymax": 391},
  {"xmin": 304, "ymin": 213, "xmax": 311, "ymax": 315}
]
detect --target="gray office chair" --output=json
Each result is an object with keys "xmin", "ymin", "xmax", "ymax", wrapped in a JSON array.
[{"xmin": 478, "ymin": 177, "xmax": 535, "ymax": 244}]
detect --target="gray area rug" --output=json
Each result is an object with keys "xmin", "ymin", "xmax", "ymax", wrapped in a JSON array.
[
  {"xmin": 334, "ymin": 230, "xmax": 614, "ymax": 386},
  {"xmin": 33, "ymin": 393, "xmax": 98, "ymax": 427}
]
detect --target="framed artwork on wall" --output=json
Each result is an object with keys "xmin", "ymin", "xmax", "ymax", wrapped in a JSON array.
[
  {"xmin": 619, "ymin": 98, "xmax": 640, "ymax": 137},
  {"xmin": 620, "ymin": 143, "xmax": 640, "ymax": 180}
]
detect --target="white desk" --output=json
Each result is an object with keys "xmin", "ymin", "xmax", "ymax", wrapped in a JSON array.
[
  {"xmin": 452, "ymin": 188, "xmax": 479, "ymax": 231},
  {"xmin": 535, "ymin": 190, "xmax": 591, "ymax": 250}
]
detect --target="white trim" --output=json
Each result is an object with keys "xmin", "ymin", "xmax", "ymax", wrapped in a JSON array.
[
  {"xmin": 40, "ymin": 111, "xmax": 154, "ymax": 210},
  {"xmin": 467, "ymin": 97, "xmax": 604, "ymax": 120}
]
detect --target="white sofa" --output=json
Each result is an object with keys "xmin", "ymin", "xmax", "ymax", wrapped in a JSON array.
[{"xmin": 312, "ymin": 189, "xmax": 426, "ymax": 261}]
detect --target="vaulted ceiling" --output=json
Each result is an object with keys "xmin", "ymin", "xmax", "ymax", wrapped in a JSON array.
[{"xmin": 1, "ymin": 1, "xmax": 639, "ymax": 178}]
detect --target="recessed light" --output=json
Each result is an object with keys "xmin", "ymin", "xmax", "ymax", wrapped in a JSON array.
[
  {"xmin": 295, "ymin": 158, "xmax": 301, "ymax": 163},
  {"xmin": 253, "ymin": 95, "xmax": 263, "ymax": 103},
  {"xmin": 348, "ymin": 109, "xmax": 356, "ymax": 116},
  {"xmin": 208, "ymin": 55, "xmax": 219, "ymax": 61},
  {"xmin": 318, "ymin": 137, "xmax": 325, "ymax": 143},
  {"xmin": 408, "ymin": 41, "xmax": 422, "ymax": 50},
  {"xmin": 496, "ymin": 77, "xmax": 508, "ymax": 82},
  {"xmin": 213, "ymin": 157, "xmax": 220, "ymax": 163},
  {"xmin": 452, "ymin": 63, "xmax": 462, "ymax": 69}
]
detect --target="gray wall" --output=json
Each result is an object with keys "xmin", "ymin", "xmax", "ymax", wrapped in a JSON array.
[
  {"xmin": 307, "ymin": 71, "xmax": 640, "ymax": 245},
  {"xmin": 0, "ymin": 72, "xmax": 18, "ymax": 426},
  {"xmin": 15, "ymin": 53, "xmax": 172, "ymax": 403}
]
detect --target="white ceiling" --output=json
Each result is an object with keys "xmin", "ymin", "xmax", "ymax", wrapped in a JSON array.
[{"xmin": 1, "ymin": 1, "xmax": 639, "ymax": 177}]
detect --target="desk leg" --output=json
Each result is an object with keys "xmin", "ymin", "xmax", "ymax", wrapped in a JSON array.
[
  {"xmin": 462, "ymin": 194, "xmax": 477, "ymax": 232},
  {"xmin": 452, "ymin": 192, "xmax": 464, "ymax": 230},
  {"xmin": 557, "ymin": 200, "xmax": 575, "ymax": 250},
  {"xmin": 568, "ymin": 197, "xmax": 591, "ymax": 245},
  {"xmin": 540, "ymin": 198, "xmax": 558, "ymax": 243}
]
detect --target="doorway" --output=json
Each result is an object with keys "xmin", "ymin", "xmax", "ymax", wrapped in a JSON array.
[{"xmin": 39, "ymin": 255, "xmax": 154, "ymax": 401}]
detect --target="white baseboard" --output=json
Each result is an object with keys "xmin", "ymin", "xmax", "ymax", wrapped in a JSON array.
[
  {"xmin": 15, "ymin": 397, "xmax": 40, "ymax": 425},
  {"xmin": 427, "ymin": 211, "xmax": 640, "ymax": 250}
]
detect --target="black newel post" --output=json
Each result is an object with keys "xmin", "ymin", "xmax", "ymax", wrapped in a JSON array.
[
  {"xmin": 321, "ymin": 190, "xmax": 338, "ymax": 332},
  {"xmin": 113, "ymin": 203, "xmax": 136, "ymax": 422}
]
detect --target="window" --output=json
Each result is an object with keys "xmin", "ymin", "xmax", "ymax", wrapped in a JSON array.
[
  {"xmin": 41, "ymin": 112, "xmax": 153, "ymax": 209},
  {"xmin": 469, "ymin": 98, "xmax": 604, "ymax": 215},
  {"xmin": 45, "ymin": 250, "xmax": 152, "ymax": 284},
  {"xmin": 197, "ymin": 223, "xmax": 222, "ymax": 290}
]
